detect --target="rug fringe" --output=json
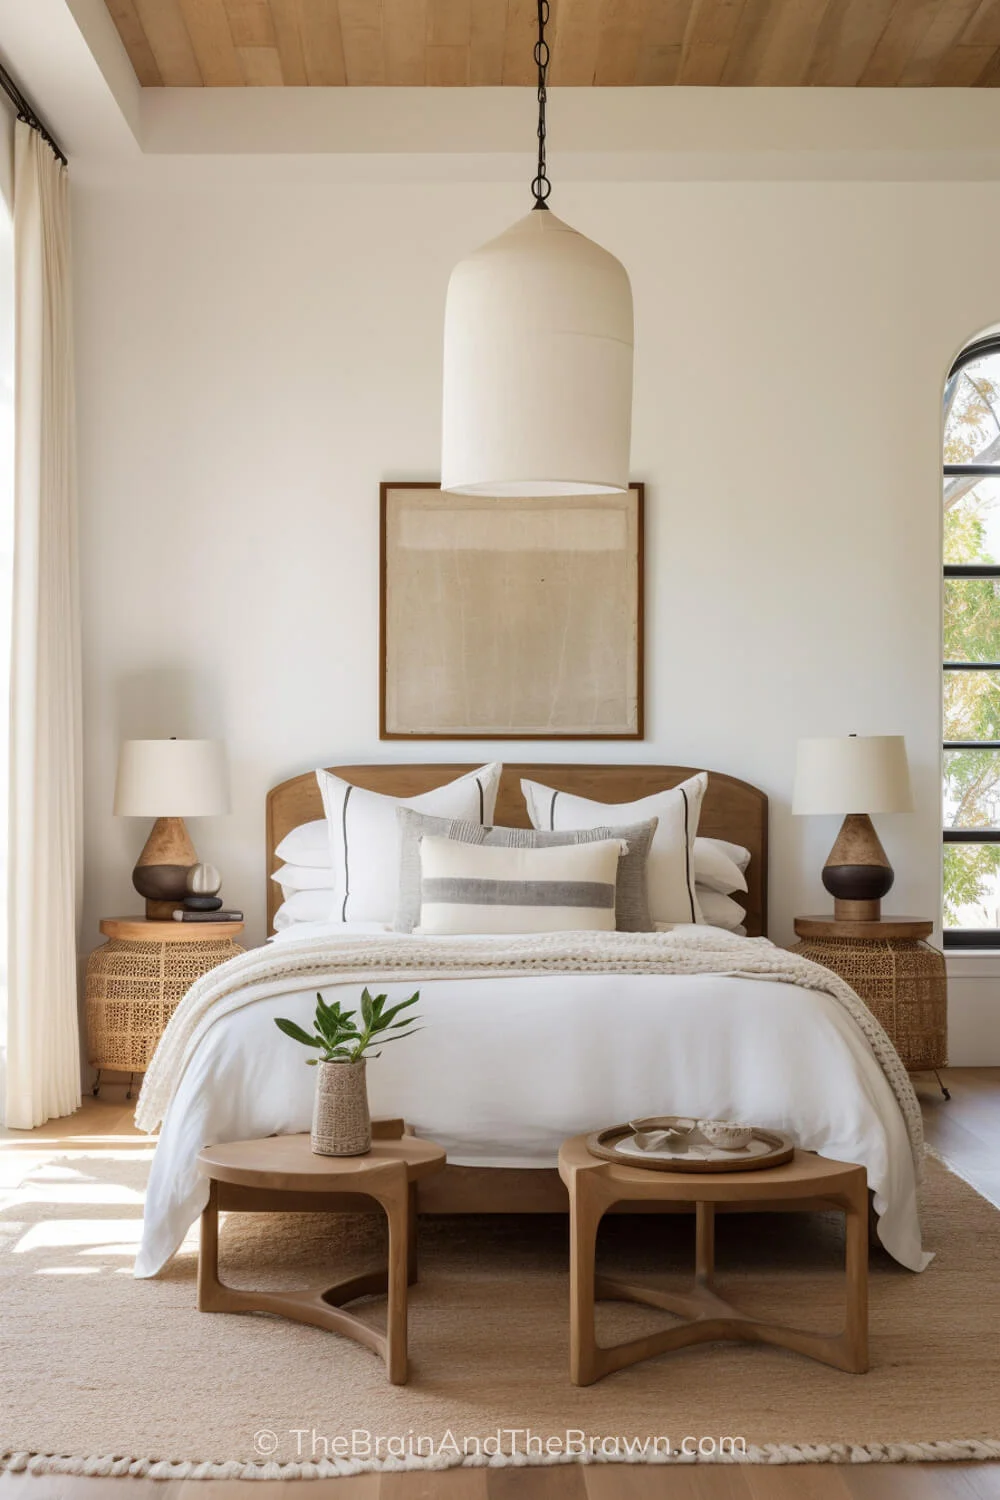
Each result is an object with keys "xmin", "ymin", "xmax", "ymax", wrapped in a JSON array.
[{"xmin": 4, "ymin": 1440, "xmax": 1000, "ymax": 1480}]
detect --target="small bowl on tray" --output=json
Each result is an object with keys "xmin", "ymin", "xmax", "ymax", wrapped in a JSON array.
[{"xmin": 696, "ymin": 1119, "xmax": 755, "ymax": 1151}]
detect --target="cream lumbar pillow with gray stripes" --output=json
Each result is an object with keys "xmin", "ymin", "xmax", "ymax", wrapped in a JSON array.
[
  {"xmin": 415, "ymin": 835, "xmax": 626, "ymax": 936},
  {"xmin": 394, "ymin": 808, "xmax": 658, "ymax": 933}
]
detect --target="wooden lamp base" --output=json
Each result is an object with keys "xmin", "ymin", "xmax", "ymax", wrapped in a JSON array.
[
  {"xmin": 132, "ymin": 816, "xmax": 197, "ymax": 920},
  {"xmin": 821, "ymin": 813, "xmax": 894, "ymax": 923}
]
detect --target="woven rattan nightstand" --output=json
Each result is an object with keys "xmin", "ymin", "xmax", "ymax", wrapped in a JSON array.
[
  {"xmin": 85, "ymin": 917, "xmax": 244, "ymax": 1098},
  {"xmin": 790, "ymin": 915, "xmax": 948, "ymax": 1097}
]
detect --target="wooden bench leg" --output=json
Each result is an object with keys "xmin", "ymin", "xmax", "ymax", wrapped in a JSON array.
[
  {"xmin": 198, "ymin": 1169, "xmax": 416, "ymax": 1386},
  {"xmin": 197, "ymin": 1179, "xmax": 221, "ymax": 1311},
  {"xmin": 842, "ymin": 1179, "xmax": 869, "ymax": 1373},
  {"xmin": 568, "ymin": 1175, "xmax": 605, "ymax": 1387},
  {"xmin": 565, "ymin": 1175, "xmax": 869, "ymax": 1383},
  {"xmin": 695, "ymin": 1200, "xmax": 715, "ymax": 1288},
  {"xmin": 407, "ymin": 1181, "xmax": 418, "ymax": 1287},
  {"xmin": 372, "ymin": 1170, "xmax": 411, "ymax": 1386}
]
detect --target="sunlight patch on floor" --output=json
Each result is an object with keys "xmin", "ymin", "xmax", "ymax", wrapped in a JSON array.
[
  {"xmin": 0, "ymin": 1154, "xmax": 48, "ymax": 1186},
  {"xmin": 4, "ymin": 1184, "xmax": 145, "ymax": 1206},
  {"xmin": 0, "ymin": 1135, "xmax": 152, "ymax": 1150},
  {"xmin": 81, "ymin": 1242, "xmax": 145, "ymax": 1256},
  {"xmin": 35, "ymin": 1265, "xmax": 101, "ymax": 1275},
  {"xmin": 12, "ymin": 1218, "xmax": 144, "ymax": 1252},
  {"xmin": 28, "ymin": 1164, "xmax": 91, "ymax": 1178}
]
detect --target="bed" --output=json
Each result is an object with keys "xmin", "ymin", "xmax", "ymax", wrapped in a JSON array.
[{"xmin": 135, "ymin": 763, "xmax": 928, "ymax": 1279}]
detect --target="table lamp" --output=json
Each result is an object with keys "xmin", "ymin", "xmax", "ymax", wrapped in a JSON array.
[
  {"xmin": 114, "ymin": 739, "xmax": 230, "ymax": 918},
  {"xmin": 792, "ymin": 734, "xmax": 913, "ymax": 922}
]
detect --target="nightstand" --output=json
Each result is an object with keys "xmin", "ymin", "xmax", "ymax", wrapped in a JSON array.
[
  {"xmin": 85, "ymin": 917, "xmax": 244, "ymax": 1098},
  {"xmin": 790, "ymin": 915, "xmax": 948, "ymax": 1096}
]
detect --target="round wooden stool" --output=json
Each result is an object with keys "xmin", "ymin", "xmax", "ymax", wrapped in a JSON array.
[
  {"xmin": 197, "ymin": 1123, "xmax": 446, "ymax": 1385},
  {"xmin": 558, "ymin": 1134, "xmax": 869, "ymax": 1385}
]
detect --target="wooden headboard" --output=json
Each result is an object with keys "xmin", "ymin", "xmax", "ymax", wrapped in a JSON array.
[{"xmin": 266, "ymin": 764, "xmax": 768, "ymax": 937}]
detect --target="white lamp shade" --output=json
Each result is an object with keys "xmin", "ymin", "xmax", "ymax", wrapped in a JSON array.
[
  {"xmin": 792, "ymin": 736, "xmax": 913, "ymax": 817},
  {"xmin": 114, "ymin": 739, "xmax": 230, "ymax": 818},
  {"xmin": 441, "ymin": 210, "xmax": 634, "ymax": 497}
]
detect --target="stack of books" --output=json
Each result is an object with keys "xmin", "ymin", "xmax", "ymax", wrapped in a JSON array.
[{"xmin": 172, "ymin": 908, "xmax": 244, "ymax": 923}]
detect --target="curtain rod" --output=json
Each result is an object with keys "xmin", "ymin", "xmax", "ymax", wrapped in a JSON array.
[{"xmin": 0, "ymin": 58, "xmax": 66, "ymax": 166}]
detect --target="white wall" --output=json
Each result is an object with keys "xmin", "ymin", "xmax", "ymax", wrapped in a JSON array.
[{"xmin": 71, "ymin": 163, "xmax": 1000, "ymax": 1058}]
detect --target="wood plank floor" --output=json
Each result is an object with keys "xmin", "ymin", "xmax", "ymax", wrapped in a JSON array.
[
  {"xmin": 0, "ymin": 1069, "xmax": 998, "ymax": 1499},
  {"xmin": 3, "ymin": 1456, "xmax": 1000, "ymax": 1498}
]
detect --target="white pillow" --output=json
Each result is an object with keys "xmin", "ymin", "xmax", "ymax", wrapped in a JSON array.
[
  {"xmin": 706, "ymin": 835, "xmax": 751, "ymax": 873},
  {"xmin": 271, "ymin": 863, "xmax": 336, "ymax": 894},
  {"xmin": 416, "ymin": 834, "xmax": 623, "ymax": 936},
  {"xmin": 317, "ymin": 763, "xmax": 502, "ymax": 924},
  {"xmin": 271, "ymin": 917, "xmax": 392, "ymax": 941},
  {"xmin": 694, "ymin": 837, "xmax": 750, "ymax": 896},
  {"xmin": 696, "ymin": 887, "xmax": 747, "ymax": 933},
  {"xmin": 275, "ymin": 818, "xmax": 330, "ymax": 868},
  {"xmin": 521, "ymin": 772, "xmax": 708, "ymax": 927},
  {"xmin": 273, "ymin": 888, "xmax": 334, "ymax": 929}
]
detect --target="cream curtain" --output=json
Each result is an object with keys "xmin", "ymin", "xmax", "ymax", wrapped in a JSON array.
[{"xmin": 4, "ymin": 121, "xmax": 82, "ymax": 1128}]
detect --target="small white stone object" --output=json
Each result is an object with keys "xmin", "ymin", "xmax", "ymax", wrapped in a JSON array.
[
  {"xmin": 186, "ymin": 862, "xmax": 222, "ymax": 897},
  {"xmin": 697, "ymin": 1119, "xmax": 754, "ymax": 1150}
]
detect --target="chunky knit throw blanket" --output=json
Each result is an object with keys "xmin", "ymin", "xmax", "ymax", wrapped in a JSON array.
[{"xmin": 135, "ymin": 927, "xmax": 924, "ymax": 1172}]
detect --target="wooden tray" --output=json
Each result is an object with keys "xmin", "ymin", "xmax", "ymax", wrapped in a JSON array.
[{"xmin": 585, "ymin": 1117, "xmax": 794, "ymax": 1173}]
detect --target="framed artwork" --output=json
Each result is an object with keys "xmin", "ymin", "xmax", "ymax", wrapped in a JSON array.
[{"xmin": 380, "ymin": 482, "xmax": 644, "ymax": 740}]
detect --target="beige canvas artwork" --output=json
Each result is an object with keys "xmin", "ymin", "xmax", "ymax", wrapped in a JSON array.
[{"xmin": 380, "ymin": 485, "xmax": 643, "ymax": 739}]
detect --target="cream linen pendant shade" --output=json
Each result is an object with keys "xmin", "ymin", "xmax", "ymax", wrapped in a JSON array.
[
  {"xmin": 440, "ymin": 0, "xmax": 634, "ymax": 498},
  {"xmin": 441, "ymin": 210, "xmax": 634, "ymax": 496},
  {"xmin": 441, "ymin": 210, "xmax": 634, "ymax": 497}
]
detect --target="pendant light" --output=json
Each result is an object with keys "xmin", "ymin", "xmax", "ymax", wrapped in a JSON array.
[{"xmin": 441, "ymin": 1, "xmax": 634, "ymax": 497}]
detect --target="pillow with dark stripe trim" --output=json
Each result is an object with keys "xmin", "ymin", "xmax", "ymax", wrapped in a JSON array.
[
  {"xmin": 520, "ymin": 772, "xmax": 708, "ymax": 928},
  {"xmin": 315, "ymin": 763, "xmax": 501, "ymax": 926}
]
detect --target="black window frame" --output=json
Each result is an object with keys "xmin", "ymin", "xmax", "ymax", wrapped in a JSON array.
[{"xmin": 944, "ymin": 333, "xmax": 1000, "ymax": 947}]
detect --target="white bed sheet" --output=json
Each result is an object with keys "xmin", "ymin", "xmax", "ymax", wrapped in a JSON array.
[{"xmin": 136, "ymin": 924, "xmax": 928, "ymax": 1277}]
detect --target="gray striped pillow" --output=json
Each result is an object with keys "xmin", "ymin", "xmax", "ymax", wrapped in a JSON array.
[
  {"xmin": 394, "ymin": 808, "xmax": 658, "ymax": 933},
  {"xmin": 416, "ymin": 836, "xmax": 624, "ymax": 936}
]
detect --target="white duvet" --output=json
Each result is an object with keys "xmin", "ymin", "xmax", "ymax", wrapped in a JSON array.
[{"xmin": 136, "ymin": 924, "xmax": 929, "ymax": 1277}]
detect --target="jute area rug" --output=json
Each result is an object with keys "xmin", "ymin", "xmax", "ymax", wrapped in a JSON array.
[{"xmin": 0, "ymin": 1139, "xmax": 998, "ymax": 1481}]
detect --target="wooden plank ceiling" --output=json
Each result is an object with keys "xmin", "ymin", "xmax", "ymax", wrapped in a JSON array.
[{"xmin": 105, "ymin": 0, "xmax": 1000, "ymax": 88}]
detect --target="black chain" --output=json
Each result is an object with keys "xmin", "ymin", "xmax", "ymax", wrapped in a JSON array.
[{"xmin": 531, "ymin": 0, "xmax": 551, "ymax": 208}]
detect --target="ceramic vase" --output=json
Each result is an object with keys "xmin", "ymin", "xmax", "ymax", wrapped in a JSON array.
[{"xmin": 311, "ymin": 1059, "xmax": 371, "ymax": 1156}]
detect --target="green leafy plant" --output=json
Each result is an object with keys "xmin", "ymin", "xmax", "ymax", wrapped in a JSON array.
[{"xmin": 274, "ymin": 988, "xmax": 421, "ymax": 1065}]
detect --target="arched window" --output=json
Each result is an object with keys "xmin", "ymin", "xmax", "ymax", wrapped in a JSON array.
[{"xmin": 944, "ymin": 335, "xmax": 1000, "ymax": 946}]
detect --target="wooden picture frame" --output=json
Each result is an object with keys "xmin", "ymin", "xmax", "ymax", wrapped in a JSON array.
[{"xmin": 379, "ymin": 482, "xmax": 644, "ymax": 740}]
